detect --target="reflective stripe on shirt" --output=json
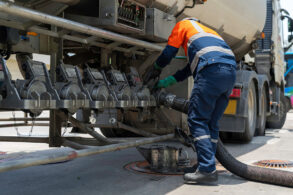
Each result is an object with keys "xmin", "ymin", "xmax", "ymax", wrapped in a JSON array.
[
  {"xmin": 190, "ymin": 46, "xmax": 235, "ymax": 74},
  {"xmin": 188, "ymin": 32, "xmax": 224, "ymax": 48},
  {"xmin": 187, "ymin": 21, "xmax": 234, "ymax": 73},
  {"xmin": 190, "ymin": 20, "xmax": 204, "ymax": 33}
]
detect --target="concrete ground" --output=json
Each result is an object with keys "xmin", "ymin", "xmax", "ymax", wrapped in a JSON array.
[{"xmin": 0, "ymin": 111, "xmax": 292, "ymax": 195}]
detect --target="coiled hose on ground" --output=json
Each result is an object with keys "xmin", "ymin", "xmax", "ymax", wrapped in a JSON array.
[{"xmin": 157, "ymin": 92, "xmax": 293, "ymax": 187}]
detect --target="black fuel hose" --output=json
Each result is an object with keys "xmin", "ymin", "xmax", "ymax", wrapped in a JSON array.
[{"xmin": 157, "ymin": 91, "xmax": 293, "ymax": 187}]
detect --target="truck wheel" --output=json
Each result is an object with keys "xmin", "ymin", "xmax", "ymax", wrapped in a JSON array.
[
  {"xmin": 256, "ymin": 89, "xmax": 267, "ymax": 136},
  {"xmin": 100, "ymin": 128, "xmax": 138, "ymax": 137},
  {"xmin": 238, "ymin": 82, "xmax": 257, "ymax": 142},
  {"xmin": 266, "ymin": 95, "xmax": 287, "ymax": 129},
  {"xmin": 284, "ymin": 96, "xmax": 291, "ymax": 112}
]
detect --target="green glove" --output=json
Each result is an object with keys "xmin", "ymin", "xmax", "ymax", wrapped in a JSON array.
[{"xmin": 156, "ymin": 76, "xmax": 177, "ymax": 88}]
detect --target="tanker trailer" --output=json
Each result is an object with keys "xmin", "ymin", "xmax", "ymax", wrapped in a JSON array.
[
  {"xmin": 0, "ymin": 0, "xmax": 291, "ymax": 187},
  {"xmin": 0, "ymin": 0, "xmax": 287, "ymax": 142}
]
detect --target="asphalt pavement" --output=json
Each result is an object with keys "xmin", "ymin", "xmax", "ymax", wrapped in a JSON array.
[{"xmin": 0, "ymin": 111, "xmax": 293, "ymax": 195}]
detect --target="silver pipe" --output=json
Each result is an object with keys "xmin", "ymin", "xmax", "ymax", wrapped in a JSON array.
[
  {"xmin": 0, "ymin": 134, "xmax": 174, "ymax": 173},
  {"xmin": 77, "ymin": 134, "xmax": 174, "ymax": 157},
  {"xmin": 0, "ymin": 18, "xmax": 145, "ymax": 55},
  {"xmin": 36, "ymin": 27, "xmax": 145, "ymax": 55},
  {"xmin": 0, "ymin": 1, "xmax": 163, "ymax": 52},
  {"xmin": 0, "ymin": 149, "xmax": 78, "ymax": 173}
]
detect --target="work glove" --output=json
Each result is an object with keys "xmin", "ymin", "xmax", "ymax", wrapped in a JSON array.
[
  {"xmin": 156, "ymin": 75, "xmax": 177, "ymax": 88},
  {"xmin": 143, "ymin": 63, "xmax": 162, "ymax": 85}
]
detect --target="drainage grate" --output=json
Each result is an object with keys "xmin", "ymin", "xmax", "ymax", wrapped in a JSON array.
[{"xmin": 254, "ymin": 160, "xmax": 293, "ymax": 168}]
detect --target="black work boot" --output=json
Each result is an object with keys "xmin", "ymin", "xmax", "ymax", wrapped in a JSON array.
[{"xmin": 184, "ymin": 169, "xmax": 218, "ymax": 183}]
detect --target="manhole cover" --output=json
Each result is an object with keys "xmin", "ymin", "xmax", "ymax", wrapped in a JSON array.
[
  {"xmin": 254, "ymin": 160, "xmax": 293, "ymax": 168},
  {"xmin": 124, "ymin": 161, "xmax": 185, "ymax": 175}
]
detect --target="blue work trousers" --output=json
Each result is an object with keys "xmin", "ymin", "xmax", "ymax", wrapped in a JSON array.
[{"xmin": 188, "ymin": 63, "xmax": 236, "ymax": 173}]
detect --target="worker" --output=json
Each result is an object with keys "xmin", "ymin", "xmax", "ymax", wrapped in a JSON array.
[{"xmin": 144, "ymin": 18, "xmax": 236, "ymax": 183}]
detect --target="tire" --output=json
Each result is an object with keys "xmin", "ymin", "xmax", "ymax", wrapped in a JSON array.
[
  {"xmin": 284, "ymin": 96, "xmax": 291, "ymax": 112},
  {"xmin": 100, "ymin": 128, "xmax": 139, "ymax": 137},
  {"xmin": 266, "ymin": 95, "xmax": 287, "ymax": 129},
  {"xmin": 238, "ymin": 82, "xmax": 257, "ymax": 142},
  {"xmin": 256, "ymin": 88, "xmax": 267, "ymax": 136}
]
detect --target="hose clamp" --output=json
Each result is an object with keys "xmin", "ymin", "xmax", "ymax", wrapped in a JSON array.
[{"xmin": 165, "ymin": 94, "xmax": 176, "ymax": 108}]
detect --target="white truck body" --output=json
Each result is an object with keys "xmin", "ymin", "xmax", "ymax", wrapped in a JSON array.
[{"xmin": 137, "ymin": 0, "xmax": 267, "ymax": 60}]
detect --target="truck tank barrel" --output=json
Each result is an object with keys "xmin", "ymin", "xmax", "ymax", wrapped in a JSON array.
[
  {"xmin": 137, "ymin": 0, "xmax": 267, "ymax": 60},
  {"xmin": 157, "ymin": 92, "xmax": 293, "ymax": 188}
]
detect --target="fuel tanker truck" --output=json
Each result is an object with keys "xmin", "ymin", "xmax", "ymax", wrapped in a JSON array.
[
  {"xmin": 73, "ymin": 0, "xmax": 288, "ymax": 141},
  {"xmin": 0, "ymin": 0, "xmax": 292, "ymax": 187}
]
